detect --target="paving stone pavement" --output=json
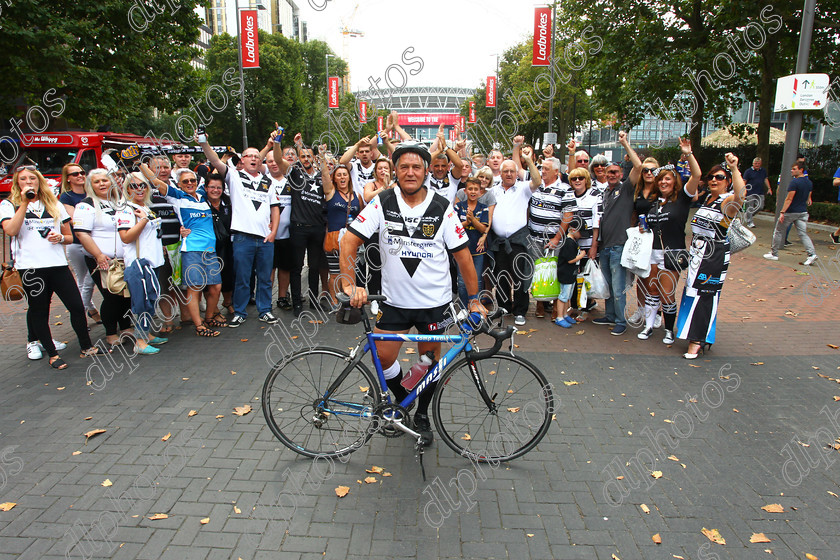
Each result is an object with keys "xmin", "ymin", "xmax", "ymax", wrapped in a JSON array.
[{"xmin": 0, "ymin": 219, "xmax": 839, "ymax": 560}]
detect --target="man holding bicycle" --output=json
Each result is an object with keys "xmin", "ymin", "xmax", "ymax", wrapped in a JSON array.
[{"xmin": 339, "ymin": 141, "xmax": 487, "ymax": 446}]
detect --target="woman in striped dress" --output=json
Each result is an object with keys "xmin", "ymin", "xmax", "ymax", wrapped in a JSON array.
[{"xmin": 677, "ymin": 153, "xmax": 745, "ymax": 359}]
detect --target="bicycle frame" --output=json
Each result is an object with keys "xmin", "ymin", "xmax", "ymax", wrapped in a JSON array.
[{"xmin": 321, "ymin": 304, "xmax": 491, "ymax": 418}]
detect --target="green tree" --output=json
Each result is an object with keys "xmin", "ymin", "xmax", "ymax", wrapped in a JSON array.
[{"xmin": 0, "ymin": 0, "xmax": 203, "ymax": 128}]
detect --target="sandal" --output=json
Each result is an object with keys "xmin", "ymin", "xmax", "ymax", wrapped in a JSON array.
[
  {"xmin": 205, "ymin": 313, "xmax": 228, "ymax": 328},
  {"xmin": 87, "ymin": 309, "xmax": 103, "ymax": 324},
  {"xmin": 49, "ymin": 356, "xmax": 68, "ymax": 370},
  {"xmin": 80, "ymin": 347, "xmax": 107, "ymax": 358},
  {"xmin": 195, "ymin": 325, "xmax": 220, "ymax": 337}
]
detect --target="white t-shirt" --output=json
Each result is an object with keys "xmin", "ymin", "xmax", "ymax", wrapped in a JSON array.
[
  {"xmin": 116, "ymin": 204, "xmax": 165, "ymax": 268},
  {"xmin": 349, "ymin": 158, "xmax": 376, "ymax": 199},
  {"xmin": 225, "ymin": 170, "xmax": 281, "ymax": 238},
  {"xmin": 0, "ymin": 200, "xmax": 70, "ymax": 269},
  {"xmin": 425, "ymin": 171, "xmax": 460, "ymax": 204},
  {"xmin": 347, "ymin": 186, "xmax": 468, "ymax": 309},
  {"xmin": 73, "ymin": 198, "xmax": 125, "ymax": 259},
  {"xmin": 490, "ymin": 181, "xmax": 535, "ymax": 238},
  {"xmin": 270, "ymin": 175, "xmax": 292, "ymax": 240}
]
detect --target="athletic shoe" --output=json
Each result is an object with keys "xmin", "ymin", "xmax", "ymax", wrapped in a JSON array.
[
  {"xmin": 654, "ymin": 314, "xmax": 662, "ymax": 329},
  {"xmin": 37, "ymin": 339, "xmax": 67, "ymax": 351},
  {"xmin": 148, "ymin": 337, "xmax": 169, "ymax": 345},
  {"xmin": 763, "ymin": 253, "xmax": 778, "ymax": 261},
  {"xmin": 135, "ymin": 345, "xmax": 160, "ymax": 355},
  {"xmin": 748, "ymin": 223, "xmax": 757, "ymax": 228},
  {"xmin": 592, "ymin": 317, "xmax": 615, "ymax": 326},
  {"xmin": 627, "ymin": 308, "xmax": 643, "ymax": 324},
  {"xmin": 276, "ymin": 296, "xmax": 292, "ymax": 311},
  {"xmin": 783, "ymin": 240, "xmax": 793, "ymax": 247},
  {"xmin": 831, "ymin": 233, "xmax": 840, "ymax": 244},
  {"xmin": 27, "ymin": 342, "xmax": 43, "ymax": 360},
  {"xmin": 413, "ymin": 413, "xmax": 434, "ymax": 447},
  {"xmin": 228, "ymin": 315, "xmax": 246, "ymax": 328},
  {"xmin": 260, "ymin": 312, "xmax": 279, "ymax": 324},
  {"xmin": 514, "ymin": 315, "xmax": 526, "ymax": 326},
  {"xmin": 802, "ymin": 254, "xmax": 817, "ymax": 266},
  {"xmin": 637, "ymin": 326, "xmax": 653, "ymax": 340},
  {"xmin": 293, "ymin": 305, "xmax": 303, "ymax": 318},
  {"xmin": 584, "ymin": 300, "xmax": 597, "ymax": 312},
  {"xmin": 554, "ymin": 317, "xmax": 574, "ymax": 328},
  {"xmin": 610, "ymin": 324, "xmax": 627, "ymax": 336},
  {"xmin": 662, "ymin": 330, "xmax": 675, "ymax": 344}
]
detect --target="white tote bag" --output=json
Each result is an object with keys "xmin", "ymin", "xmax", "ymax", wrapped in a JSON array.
[{"xmin": 620, "ymin": 227, "xmax": 653, "ymax": 278}]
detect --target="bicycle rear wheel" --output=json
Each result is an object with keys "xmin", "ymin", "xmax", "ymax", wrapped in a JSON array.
[
  {"xmin": 262, "ymin": 346, "xmax": 382, "ymax": 459},
  {"xmin": 432, "ymin": 352, "xmax": 554, "ymax": 462}
]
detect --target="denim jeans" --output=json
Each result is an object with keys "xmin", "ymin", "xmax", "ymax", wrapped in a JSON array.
[
  {"xmin": 599, "ymin": 245, "xmax": 627, "ymax": 326},
  {"xmin": 457, "ymin": 253, "xmax": 485, "ymax": 309},
  {"xmin": 232, "ymin": 233, "xmax": 274, "ymax": 317}
]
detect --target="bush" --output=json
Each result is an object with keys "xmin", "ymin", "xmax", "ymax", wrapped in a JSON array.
[{"xmin": 806, "ymin": 202, "xmax": 840, "ymax": 225}]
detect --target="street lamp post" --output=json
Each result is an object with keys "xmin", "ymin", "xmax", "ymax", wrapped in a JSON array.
[
  {"xmin": 234, "ymin": 0, "xmax": 267, "ymax": 150},
  {"xmin": 586, "ymin": 88, "xmax": 593, "ymax": 155},
  {"xmin": 326, "ymin": 53, "xmax": 335, "ymax": 142}
]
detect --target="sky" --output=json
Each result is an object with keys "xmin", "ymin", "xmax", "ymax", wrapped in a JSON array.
[{"xmin": 294, "ymin": 0, "xmax": 539, "ymax": 92}]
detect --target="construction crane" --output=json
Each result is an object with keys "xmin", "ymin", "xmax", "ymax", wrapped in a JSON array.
[{"xmin": 339, "ymin": 2, "xmax": 364, "ymax": 89}]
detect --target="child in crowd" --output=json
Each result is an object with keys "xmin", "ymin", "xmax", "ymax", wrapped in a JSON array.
[
  {"xmin": 554, "ymin": 228, "xmax": 585, "ymax": 328},
  {"xmin": 453, "ymin": 177, "xmax": 489, "ymax": 309}
]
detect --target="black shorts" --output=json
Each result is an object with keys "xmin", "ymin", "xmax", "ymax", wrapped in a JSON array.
[
  {"xmin": 273, "ymin": 237, "xmax": 293, "ymax": 270},
  {"xmin": 375, "ymin": 302, "xmax": 453, "ymax": 334}
]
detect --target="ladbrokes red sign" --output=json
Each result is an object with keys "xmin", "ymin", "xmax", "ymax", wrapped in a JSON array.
[
  {"xmin": 468, "ymin": 101, "xmax": 476, "ymax": 123},
  {"xmin": 359, "ymin": 101, "xmax": 368, "ymax": 123},
  {"xmin": 240, "ymin": 10, "xmax": 260, "ymax": 69},
  {"xmin": 328, "ymin": 77, "xmax": 339, "ymax": 108},
  {"xmin": 532, "ymin": 7, "xmax": 552, "ymax": 66},
  {"xmin": 486, "ymin": 76, "xmax": 496, "ymax": 108}
]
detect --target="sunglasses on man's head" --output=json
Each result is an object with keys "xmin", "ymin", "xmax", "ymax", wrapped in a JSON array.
[{"xmin": 67, "ymin": 170, "xmax": 86, "ymax": 177}]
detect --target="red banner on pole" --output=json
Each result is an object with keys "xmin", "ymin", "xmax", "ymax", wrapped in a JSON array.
[
  {"xmin": 240, "ymin": 10, "xmax": 260, "ymax": 69},
  {"xmin": 359, "ymin": 101, "xmax": 368, "ymax": 123},
  {"xmin": 468, "ymin": 101, "xmax": 476, "ymax": 123},
  {"xmin": 486, "ymin": 76, "xmax": 496, "ymax": 108},
  {"xmin": 328, "ymin": 77, "xmax": 339, "ymax": 108},
  {"xmin": 532, "ymin": 7, "xmax": 552, "ymax": 66},
  {"xmin": 377, "ymin": 116, "xmax": 384, "ymax": 132},
  {"xmin": 458, "ymin": 116, "xmax": 465, "ymax": 131}
]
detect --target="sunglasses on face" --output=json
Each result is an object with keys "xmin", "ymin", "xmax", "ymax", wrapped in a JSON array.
[
  {"xmin": 577, "ymin": 159, "xmax": 589, "ymax": 164},
  {"xmin": 606, "ymin": 170, "xmax": 621, "ymax": 175},
  {"xmin": 707, "ymin": 174, "xmax": 727, "ymax": 181},
  {"xmin": 570, "ymin": 177, "xmax": 585, "ymax": 181},
  {"xmin": 67, "ymin": 170, "xmax": 86, "ymax": 177},
  {"xmin": 642, "ymin": 168, "xmax": 656, "ymax": 174},
  {"xmin": 592, "ymin": 163, "xmax": 605, "ymax": 168},
  {"xmin": 181, "ymin": 178, "xmax": 198, "ymax": 184},
  {"xmin": 129, "ymin": 183, "xmax": 147, "ymax": 190}
]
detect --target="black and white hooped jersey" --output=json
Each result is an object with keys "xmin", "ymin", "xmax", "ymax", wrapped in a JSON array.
[
  {"xmin": 425, "ymin": 171, "xmax": 460, "ymax": 204},
  {"xmin": 691, "ymin": 193, "xmax": 732, "ymax": 242},
  {"xmin": 347, "ymin": 186, "xmax": 468, "ymax": 309},
  {"xmin": 570, "ymin": 188, "xmax": 603, "ymax": 249},
  {"xmin": 349, "ymin": 158, "xmax": 375, "ymax": 199},
  {"xmin": 527, "ymin": 183, "xmax": 574, "ymax": 238},
  {"xmin": 0, "ymin": 200, "xmax": 70, "ymax": 269},
  {"xmin": 226, "ymin": 170, "xmax": 281, "ymax": 238}
]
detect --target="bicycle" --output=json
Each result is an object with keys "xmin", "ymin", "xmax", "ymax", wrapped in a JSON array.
[{"xmin": 261, "ymin": 295, "xmax": 555, "ymax": 469}]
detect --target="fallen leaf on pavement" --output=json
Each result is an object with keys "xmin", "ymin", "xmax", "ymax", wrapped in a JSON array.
[
  {"xmin": 749, "ymin": 533, "xmax": 771, "ymax": 543},
  {"xmin": 805, "ymin": 554, "xmax": 818, "ymax": 560},
  {"xmin": 405, "ymin": 348, "xmax": 416, "ymax": 354},
  {"xmin": 101, "ymin": 479, "xmax": 113, "ymax": 487},
  {"xmin": 188, "ymin": 410, "xmax": 198, "ymax": 417},
  {"xmin": 0, "ymin": 502, "xmax": 16, "ymax": 511},
  {"xmin": 527, "ymin": 533, "xmax": 534, "ymax": 537},
  {"xmin": 563, "ymin": 381, "xmax": 579, "ymax": 386},
  {"xmin": 84, "ymin": 429, "xmax": 106, "ymax": 440},
  {"xmin": 84, "ymin": 417, "xmax": 92, "ymax": 420},
  {"xmin": 72, "ymin": 451, "xmax": 81, "ymax": 456},
  {"xmin": 216, "ymin": 415, "xmax": 224, "ymax": 419},
  {"xmin": 651, "ymin": 471, "xmax": 663, "ymax": 479},
  {"xmin": 335, "ymin": 486, "xmax": 350, "ymax": 497},
  {"xmin": 507, "ymin": 407, "xmax": 520, "ymax": 413},
  {"xmin": 461, "ymin": 433, "xmax": 471, "ymax": 441},
  {"xmin": 652, "ymin": 533, "xmax": 662, "ymax": 544},
  {"xmin": 230, "ymin": 371, "xmax": 236, "ymax": 375},
  {"xmin": 828, "ymin": 344, "xmax": 839, "ymax": 349},
  {"xmin": 366, "ymin": 466, "xmax": 384, "ymax": 474},
  {"xmin": 750, "ymin": 362, "xmax": 764, "ymax": 366},
  {"xmin": 240, "ymin": 339, "xmax": 248, "ymax": 342},
  {"xmin": 701, "ymin": 527, "xmax": 725, "ymax": 545},
  {"xmin": 233, "ymin": 405, "xmax": 252, "ymax": 416},
  {"xmin": 383, "ymin": 472, "xmax": 392, "ymax": 477},
  {"xmin": 234, "ymin": 506, "xmax": 241, "ymax": 514},
  {"xmin": 640, "ymin": 504, "xmax": 650, "ymax": 514},
  {"xmin": 575, "ymin": 330, "xmax": 585, "ymax": 335},
  {"xmin": 57, "ymin": 387, "xmax": 65, "ymax": 391},
  {"xmin": 761, "ymin": 504, "xmax": 784, "ymax": 513},
  {"xmin": 148, "ymin": 513, "xmax": 168, "ymax": 520},
  {"xmin": 359, "ymin": 386, "xmax": 369, "ymax": 392},
  {"xmin": 161, "ymin": 433, "xmax": 171, "ymax": 442},
  {"xmin": 200, "ymin": 517, "xmax": 210, "ymax": 524},
  {"xmin": 667, "ymin": 455, "xmax": 679, "ymax": 461},
  {"xmin": 827, "ymin": 491, "xmax": 839, "ymax": 499}
]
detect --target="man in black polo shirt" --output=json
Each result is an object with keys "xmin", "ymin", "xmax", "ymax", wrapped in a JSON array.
[{"xmin": 274, "ymin": 133, "xmax": 327, "ymax": 317}]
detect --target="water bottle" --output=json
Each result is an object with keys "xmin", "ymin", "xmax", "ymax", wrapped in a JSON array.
[{"xmin": 401, "ymin": 351, "xmax": 435, "ymax": 390}]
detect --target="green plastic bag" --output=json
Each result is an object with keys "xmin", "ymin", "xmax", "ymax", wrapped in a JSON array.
[{"xmin": 530, "ymin": 254, "xmax": 560, "ymax": 301}]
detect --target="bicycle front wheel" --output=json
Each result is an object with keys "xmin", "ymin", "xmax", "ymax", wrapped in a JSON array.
[
  {"xmin": 262, "ymin": 346, "xmax": 382, "ymax": 459},
  {"xmin": 432, "ymin": 352, "xmax": 554, "ymax": 462}
]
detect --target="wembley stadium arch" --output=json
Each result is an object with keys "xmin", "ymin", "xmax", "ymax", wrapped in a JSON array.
[{"xmin": 353, "ymin": 86, "xmax": 474, "ymax": 142}]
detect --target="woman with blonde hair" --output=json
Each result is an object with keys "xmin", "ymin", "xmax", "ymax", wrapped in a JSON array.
[
  {"xmin": 74, "ymin": 169, "xmax": 133, "ymax": 349},
  {"xmin": 59, "ymin": 163, "xmax": 100, "ymax": 325},
  {"xmin": 628, "ymin": 154, "xmax": 661, "ymax": 329},
  {"xmin": 0, "ymin": 166, "xmax": 98, "ymax": 368},
  {"xmin": 117, "ymin": 172, "xmax": 167, "ymax": 354}
]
